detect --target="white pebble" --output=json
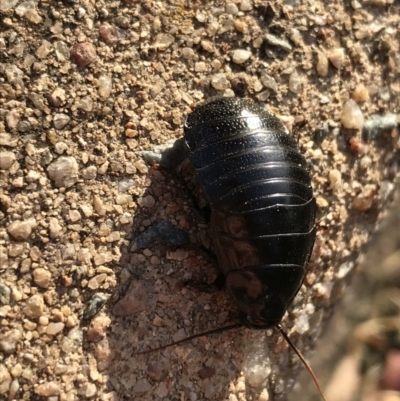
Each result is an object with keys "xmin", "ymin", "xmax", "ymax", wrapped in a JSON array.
[
  {"xmin": 329, "ymin": 48, "xmax": 346, "ymax": 69},
  {"xmin": 341, "ymin": 99, "xmax": 364, "ymax": 129},
  {"xmin": 232, "ymin": 49, "xmax": 251, "ymax": 64}
]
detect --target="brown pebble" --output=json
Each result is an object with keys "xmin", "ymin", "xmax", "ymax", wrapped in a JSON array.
[
  {"xmin": 349, "ymin": 136, "xmax": 364, "ymax": 155},
  {"xmin": 70, "ymin": 42, "xmax": 97, "ymax": 67},
  {"xmin": 352, "ymin": 83, "xmax": 369, "ymax": 102},
  {"xmin": 99, "ymin": 23, "xmax": 124, "ymax": 45}
]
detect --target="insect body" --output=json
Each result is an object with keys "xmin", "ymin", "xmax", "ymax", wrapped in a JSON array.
[{"xmin": 184, "ymin": 97, "xmax": 316, "ymax": 329}]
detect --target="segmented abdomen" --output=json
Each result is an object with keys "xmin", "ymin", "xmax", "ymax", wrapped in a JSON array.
[{"xmin": 184, "ymin": 97, "xmax": 316, "ymax": 275}]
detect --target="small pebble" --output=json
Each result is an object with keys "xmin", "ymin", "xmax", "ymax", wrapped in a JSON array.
[
  {"xmin": 226, "ymin": 3, "xmax": 239, "ymax": 14},
  {"xmin": 328, "ymin": 169, "xmax": 342, "ymax": 191},
  {"xmin": 316, "ymin": 52, "xmax": 329, "ymax": 77},
  {"xmin": 352, "ymin": 83, "xmax": 369, "ymax": 102},
  {"xmin": 47, "ymin": 156, "xmax": 79, "ymax": 188},
  {"xmin": 0, "ymin": 151, "xmax": 16, "ymax": 170},
  {"xmin": 33, "ymin": 268, "xmax": 52, "ymax": 289},
  {"xmin": 260, "ymin": 72, "xmax": 278, "ymax": 92},
  {"xmin": 288, "ymin": 72, "xmax": 303, "ymax": 94},
  {"xmin": 329, "ymin": 48, "xmax": 346, "ymax": 69},
  {"xmin": 211, "ymin": 73, "xmax": 230, "ymax": 90},
  {"xmin": 0, "ymin": 329, "xmax": 22, "ymax": 354},
  {"xmin": 70, "ymin": 42, "xmax": 97, "ymax": 67},
  {"xmin": 0, "ymin": 365, "xmax": 12, "ymax": 395},
  {"xmin": 232, "ymin": 49, "xmax": 251, "ymax": 64},
  {"xmin": 264, "ymin": 34, "xmax": 292, "ymax": 52},
  {"xmin": 23, "ymin": 295, "xmax": 45, "ymax": 319},
  {"xmin": 7, "ymin": 218, "xmax": 37, "ymax": 241},
  {"xmin": 98, "ymin": 75, "xmax": 112, "ymax": 98},
  {"xmin": 0, "ymin": 283, "xmax": 11, "ymax": 305},
  {"xmin": 240, "ymin": 0, "xmax": 253, "ymax": 11},
  {"xmin": 341, "ymin": 99, "xmax": 364, "ymax": 129}
]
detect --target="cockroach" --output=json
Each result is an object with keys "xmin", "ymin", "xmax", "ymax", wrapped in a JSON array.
[{"xmin": 139, "ymin": 98, "xmax": 325, "ymax": 400}]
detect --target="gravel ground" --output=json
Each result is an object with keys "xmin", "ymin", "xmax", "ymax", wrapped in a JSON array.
[{"xmin": 0, "ymin": 1, "xmax": 399, "ymax": 401}]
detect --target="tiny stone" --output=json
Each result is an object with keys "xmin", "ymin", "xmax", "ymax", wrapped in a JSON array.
[
  {"xmin": 4, "ymin": 64, "xmax": 24, "ymax": 88},
  {"xmin": 119, "ymin": 212, "xmax": 132, "ymax": 224},
  {"xmin": 53, "ymin": 113, "xmax": 71, "ymax": 129},
  {"xmin": 352, "ymin": 83, "xmax": 369, "ymax": 102},
  {"xmin": 329, "ymin": 48, "xmax": 346, "ymax": 69},
  {"xmin": 93, "ymin": 195, "xmax": 107, "ymax": 215},
  {"xmin": 260, "ymin": 72, "xmax": 278, "ymax": 92},
  {"xmin": 0, "ymin": 283, "xmax": 11, "ymax": 305},
  {"xmin": 211, "ymin": 73, "xmax": 230, "ymax": 91},
  {"xmin": 134, "ymin": 159, "xmax": 149, "ymax": 174},
  {"xmin": 35, "ymin": 382, "xmax": 60, "ymax": 396},
  {"xmin": 0, "ymin": 133, "xmax": 19, "ymax": 147},
  {"xmin": 201, "ymin": 40, "xmax": 214, "ymax": 53},
  {"xmin": 288, "ymin": 72, "xmax": 303, "ymax": 94},
  {"xmin": 46, "ymin": 322, "xmax": 65, "ymax": 335},
  {"xmin": 69, "ymin": 210, "xmax": 82, "ymax": 222},
  {"xmin": 47, "ymin": 156, "xmax": 79, "ymax": 188},
  {"xmin": 23, "ymin": 294, "xmax": 45, "ymax": 319},
  {"xmin": 82, "ymin": 165, "xmax": 97, "ymax": 180},
  {"xmin": 316, "ymin": 52, "xmax": 329, "ymax": 77},
  {"xmin": 182, "ymin": 47, "xmax": 194, "ymax": 59},
  {"xmin": 0, "ymin": 329, "xmax": 22, "ymax": 354},
  {"xmin": 98, "ymin": 75, "xmax": 112, "ymax": 98},
  {"xmin": 0, "ymin": 151, "xmax": 16, "ymax": 170},
  {"xmin": 195, "ymin": 62, "xmax": 207, "ymax": 72},
  {"xmin": 0, "ymin": 365, "xmax": 12, "ymax": 395},
  {"xmin": 33, "ymin": 268, "xmax": 52, "ymax": 288},
  {"xmin": 49, "ymin": 217, "xmax": 62, "ymax": 239},
  {"xmin": 36, "ymin": 39, "xmax": 52, "ymax": 58},
  {"xmin": 49, "ymin": 88, "xmax": 66, "ymax": 107},
  {"xmin": 7, "ymin": 218, "xmax": 37, "ymax": 241},
  {"xmin": 138, "ymin": 195, "xmax": 155, "ymax": 208},
  {"xmin": 78, "ymin": 383, "xmax": 97, "ymax": 398},
  {"xmin": 154, "ymin": 34, "xmax": 174, "ymax": 51},
  {"xmin": 226, "ymin": 3, "xmax": 239, "ymax": 14},
  {"xmin": 341, "ymin": 99, "xmax": 364, "ymax": 129},
  {"xmin": 264, "ymin": 34, "xmax": 292, "ymax": 52},
  {"xmin": 232, "ymin": 49, "xmax": 251, "ymax": 64},
  {"xmin": 88, "ymin": 273, "xmax": 107, "ymax": 290},
  {"xmin": 240, "ymin": 0, "xmax": 253, "ymax": 11},
  {"xmin": 328, "ymin": 169, "xmax": 342, "ymax": 191},
  {"xmin": 87, "ymin": 315, "xmax": 111, "ymax": 341},
  {"xmin": 6, "ymin": 109, "xmax": 21, "ymax": 129},
  {"xmin": 9, "ymin": 379, "xmax": 19, "ymax": 399},
  {"xmin": 116, "ymin": 194, "xmax": 133, "ymax": 205},
  {"xmin": 15, "ymin": 0, "xmax": 42, "ymax": 24},
  {"xmin": 70, "ymin": 42, "xmax": 97, "ymax": 67},
  {"xmin": 53, "ymin": 40, "xmax": 70, "ymax": 61}
]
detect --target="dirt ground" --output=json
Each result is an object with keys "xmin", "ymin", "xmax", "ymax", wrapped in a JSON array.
[{"xmin": 0, "ymin": 1, "xmax": 399, "ymax": 401}]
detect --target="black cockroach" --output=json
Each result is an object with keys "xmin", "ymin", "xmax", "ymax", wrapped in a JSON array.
[{"xmin": 139, "ymin": 98, "xmax": 325, "ymax": 400}]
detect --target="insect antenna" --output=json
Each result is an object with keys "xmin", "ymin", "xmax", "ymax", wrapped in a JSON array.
[
  {"xmin": 276, "ymin": 324, "xmax": 327, "ymax": 401},
  {"xmin": 136, "ymin": 322, "xmax": 242, "ymax": 355}
]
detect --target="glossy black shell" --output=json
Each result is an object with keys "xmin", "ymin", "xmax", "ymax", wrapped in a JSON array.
[{"xmin": 184, "ymin": 97, "xmax": 316, "ymax": 329}]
